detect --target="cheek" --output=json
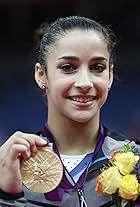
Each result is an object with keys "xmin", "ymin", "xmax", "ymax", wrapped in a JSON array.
[
  {"xmin": 95, "ymin": 83, "xmax": 109, "ymax": 109},
  {"xmin": 48, "ymin": 79, "xmax": 70, "ymax": 99},
  {"xmin": 96, "ymin": 79, "xmax": 109, "ymax": 95}
]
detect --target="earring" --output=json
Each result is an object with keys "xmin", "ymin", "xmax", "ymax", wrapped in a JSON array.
[
  {"xmin": 42, "ymin": 85, "xmax": 46, "ymax": 89},
  {"xmin": 108, "ymin": 87, "xmax": 111, "ymax": 91}
]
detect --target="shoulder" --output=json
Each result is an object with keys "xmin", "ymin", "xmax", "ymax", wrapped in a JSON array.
[
  {"xmin": 104, "ymin": 126, "xmax": 129, "ymax": 141},
  {"xmin": 102, "ymin": 126, "xmax": 139, "ymax": 158}
]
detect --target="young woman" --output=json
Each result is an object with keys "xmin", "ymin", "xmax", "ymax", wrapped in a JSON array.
[{"xmin": 0, "ymin": 16, "xmax": 139, "ymax": 207}]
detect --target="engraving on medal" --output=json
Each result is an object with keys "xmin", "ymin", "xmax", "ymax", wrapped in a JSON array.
[{"xmin": 21, "ymin": 148, "xmax": 63, "ymax": 193}]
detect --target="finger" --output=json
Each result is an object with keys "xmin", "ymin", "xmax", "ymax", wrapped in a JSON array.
[
  {"xmin": 8, "ymin": 131, "xmax": 47, "ymax": 147},
  {"xmin": 10, "ymin": 137, "xmax": 36, "ymax": 158},
  {"xmin": 20, "ymin": 133, "xmax": 48, "ymax": 147},
  {"xmin": 11, "ymin": 132, "xmax": 48, "ymax": 154},
  {"xmin": 9, "ymin": 144, "xmax": 31, "ymax": 161},
  {"xmin": 13, "ymin": 137, "xmax": 37, "ymax": 157},
  {"xmin": 5, "ymin": 132, "xmax": 49, "ymax": 160},
  {"xmin": 13, "ymin": 137, "xmax": 31, "ymax": 150}
]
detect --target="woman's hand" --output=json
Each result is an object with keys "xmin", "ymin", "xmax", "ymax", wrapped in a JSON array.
[{"xmin": 0, "ymin": 131, "xmax": 47, "ymax": 193}]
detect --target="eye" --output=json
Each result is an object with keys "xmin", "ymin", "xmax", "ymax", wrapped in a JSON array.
[
  {"xmin": 90, "ymin": 64, "xmax": 106, "ymax": 73},
  {"xmin": 59, "ymin": 64, "xmax": 77, "ymax": 73}
]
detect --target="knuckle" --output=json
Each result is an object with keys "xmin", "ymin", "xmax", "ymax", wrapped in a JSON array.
[
  {"xmin": 29, "ymin": 139, "xmax": 35, "ymax": 147},
  {"xmin": 13, "ymin": 131, "xmax": 23, "ymax": 137},
  {"xmin": 22, "ymin": 151, "xmax": 31, "ymax": 160},
  {"xmin": 12, "ymin": 131, "xmax": 23, "ymax": 138},
  {"xmin": 10, "ymin": 144, "xmax": 19, "ymax": 152}
]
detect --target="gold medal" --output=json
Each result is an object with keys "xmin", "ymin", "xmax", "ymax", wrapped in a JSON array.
[{"xmin": 21, "ymin": 147, "xmax": 63, "ymax": 193}]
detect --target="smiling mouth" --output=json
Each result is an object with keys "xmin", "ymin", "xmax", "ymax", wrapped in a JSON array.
[{"xmin": 68, "ymin": 95, "xmax": 96, "ymax": 103}]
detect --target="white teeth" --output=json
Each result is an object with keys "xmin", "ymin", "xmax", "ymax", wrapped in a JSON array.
[{"xmin": 70, "ymin": 96, "xmax": 94, "ymax": 103}]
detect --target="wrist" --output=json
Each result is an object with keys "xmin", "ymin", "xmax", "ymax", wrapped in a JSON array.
[{"xmin": 0, "ymin": 188, "xmax": 24, "ymax": 200}]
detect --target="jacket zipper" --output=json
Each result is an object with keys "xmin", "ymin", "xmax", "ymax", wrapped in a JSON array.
[
  {"xmin": 64, "ymin": 168, "xmax": 88, "ymax": 207},
  {"xmin": 77, "ymin": 188, "xmax": 88, "ymax": 207}
]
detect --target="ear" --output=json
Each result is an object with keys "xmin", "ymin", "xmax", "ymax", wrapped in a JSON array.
[
  {"xmin": 108, "ymin": 64, "xmax": 114, "ymax": 89},
  {"xmin": 34, "ymin": 63, "xmax": 48, "ymax": 89}
]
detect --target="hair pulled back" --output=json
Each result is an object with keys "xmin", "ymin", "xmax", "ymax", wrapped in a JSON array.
[{"xmin": 38, "ymin": 16, "xmax": 117, "ymax": 69}]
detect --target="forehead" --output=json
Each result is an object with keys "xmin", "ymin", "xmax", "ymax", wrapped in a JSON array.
[
  {"xmin": 60, "ymin": 29, "xmax": 104, "ymax": 41},
  {"xmin": 51, "ymin": 30, "xmax": 109, "ymax": 59}
]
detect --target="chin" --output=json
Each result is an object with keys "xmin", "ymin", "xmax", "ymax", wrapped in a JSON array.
[
  {"xmin": 70, "ymin": 110, "xmax": 100, "ymax": 124},
  {"xmin": 71, "ymin": 115, "xmax": 93, "ymax": 124}
]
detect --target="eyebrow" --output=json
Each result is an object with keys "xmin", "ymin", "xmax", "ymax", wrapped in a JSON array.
[
  {"xmin": 57, "ymin": 55, "xmax": 107, "ymax": 61},
  {"xmin": 58, "ymin": 56, "xmax": 78, "ymax": 60}
]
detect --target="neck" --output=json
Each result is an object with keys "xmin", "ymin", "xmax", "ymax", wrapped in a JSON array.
[{"xmin": 47, "ymin": 116, "xmax": 100, "ymax": 155}]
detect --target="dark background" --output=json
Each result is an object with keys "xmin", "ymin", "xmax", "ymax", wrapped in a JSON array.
[{"xmin": 0, "ymin": 0, "xmax": 140, "ymax": 143}]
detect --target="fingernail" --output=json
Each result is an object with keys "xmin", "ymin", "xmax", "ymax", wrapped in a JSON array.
[
  {"xmin": 48, "ymin": 143, "xmax": 53, "ymax": 148},
  {"xmin": 40, "ymin": 139, "xmax": 48, "ymax": 145}
]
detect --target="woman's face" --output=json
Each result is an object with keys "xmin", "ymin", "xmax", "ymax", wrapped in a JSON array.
[{"xmin": 36, "ymin": 30, "xmax": 113, "ymax": 123}]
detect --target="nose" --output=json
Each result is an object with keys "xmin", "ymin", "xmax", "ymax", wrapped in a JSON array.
[{"xmin": 74, "ymin": 70, "xmax": 93, "ymax": 92}]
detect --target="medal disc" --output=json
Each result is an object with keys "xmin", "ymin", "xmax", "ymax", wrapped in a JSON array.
[{"xmin": 21, "ymin": 147, "xmax": 63, "ymax": 193}]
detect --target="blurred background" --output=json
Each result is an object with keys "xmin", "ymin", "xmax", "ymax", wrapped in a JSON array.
[{"xmin": 0, "ymin": 0, "xmax": 140, "ymax": 143}]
